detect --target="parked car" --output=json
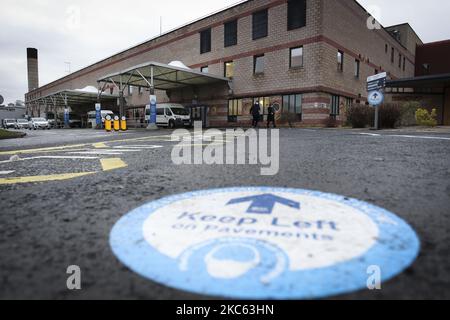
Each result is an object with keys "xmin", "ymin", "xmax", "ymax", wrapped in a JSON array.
[
  {"xmin": 87, "ymin": 110, "xmax": 115, "ymax": 128},
  {"xmin": 29, "ymin": 118, "xmax": 51, "ymax": 130},
  {"xmin": 146, "ymin": 104, "xmax": 191, "ymax": 128},
  {"xmin": 15, "ymin": 119, "xmax": 30, "ymax": 129},
  {"xmin": 2, "ymin": 119, "xmax": 16, "ymax": 129}
]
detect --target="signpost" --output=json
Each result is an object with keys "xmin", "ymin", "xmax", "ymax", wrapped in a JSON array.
[
  {"xmin": 95, "ymin": 103, "xmax": 102, "ymax": 129},
  {"xmin": 147, "ymin": 95, "xmax": 158, "ymax": 130},
  {"xmin": 64, "ymin": 108, "xmax": 70, "ymax": 129},
  {"xmin": 367, "ymin": 72, "xmax": 387, "ymax": 130}
]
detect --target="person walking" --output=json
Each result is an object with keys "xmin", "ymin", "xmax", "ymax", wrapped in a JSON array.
[
  {"xmin": 250, "ymin": 102, "xmax": 261, "ymax": 128},
  {"xmin": 267, "ymin": 104, "xmax": 276, "ymax": 128}
]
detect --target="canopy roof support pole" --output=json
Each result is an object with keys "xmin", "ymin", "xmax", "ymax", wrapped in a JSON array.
[
  {"xmin": 60, "ymin": 93, "xmax": 70, "ymax": 129},
  {"xmin": 119, "ymin": 75, "xmax": 124, "ymax": 119},
  {"xmin": 150, "ymin": 66, "xmax": 155, "ymax": 95},
  {"xmin": 147, "ymin": 66, "xmax": 158, "ymax": 130}
]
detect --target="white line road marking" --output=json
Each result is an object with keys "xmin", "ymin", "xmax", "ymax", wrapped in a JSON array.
[
  {"xmin": 389, "ymin": 134, "xmax": 450, "ymax": 141},
  {"xmin": 0, "ymin": 156, "xmax": 99, "ymax": 164},
  {"xmin": 113, "ymin": 145, "xmax": 163, "ymax": 149},
  {"xmin": 359, "ymin": 133, "xmax": 381, "ymax": 137},
  {"xmin": 359, "ymin": 132, "xmax": 450, "ymax": 141},
  {"xmin": 0, "ymin": 170, "xmax": 15, "ymax": 175},
  {"xmin": 68, "ymin": 151, "xmax": 126, "ymax": 155},
  {"xmin": 68, "ymin": 149, "xmax": 143, "ymax": 155}
]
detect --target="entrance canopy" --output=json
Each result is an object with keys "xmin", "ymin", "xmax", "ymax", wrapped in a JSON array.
[
  {"xmin": 97, "ymin": 61, "xmax": 231, "ymax": 91},
  {"xmin": 27, "ymin": 86, "xmax": 118, "ymax": 108},
  {"xmin": 386, "ymin": 73, "xmax": 450, "ymax": 93}
]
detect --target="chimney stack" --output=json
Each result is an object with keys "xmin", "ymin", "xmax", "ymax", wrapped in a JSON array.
[{"xmin": 27, "ymin": 48, "xmax": 39, "ymax": 92}]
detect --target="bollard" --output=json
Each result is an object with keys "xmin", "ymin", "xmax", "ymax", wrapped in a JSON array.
[
  {"xmin": 120, "ymin": 116, "xmax": 127, "ymax": 131},
  {"xmin": 105, "ymin": 116, "xmax": 112, "ymax": 132},
  {"xmin": 114, "ymin": 116, "xmax": 120, "ymax": 132}
]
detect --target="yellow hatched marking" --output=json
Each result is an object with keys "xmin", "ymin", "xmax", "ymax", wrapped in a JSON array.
[
  {"xmin": 0, "ymin": 172, "xmax": 95, "ymax": 185},
  {"xmin": 100, "ymin": 158, "xmax": 127, "ymax": 171},
  {"xmin": 93, "ymin": 142, "xmax": 108, "ymax": 149}
]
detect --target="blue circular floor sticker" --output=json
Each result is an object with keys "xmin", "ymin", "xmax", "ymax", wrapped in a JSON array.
[{"xmin": 110, "ymin": 187, "xmax": 420, "ymax": 299}]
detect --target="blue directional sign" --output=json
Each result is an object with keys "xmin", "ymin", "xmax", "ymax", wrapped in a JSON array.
[
  {"xmin": 95, "ymin": 103, "xmax": 102, "ymax": 126},
  {"xmin": 227, "ymin": 193, "xmax": 300, "ymax": 214},
  {"xmin": 368, "ymin": 90, "xmax": 384, "ymax": 106},
  {"xmin": 110, "ymin": 187, "xmax": 420, "ymax": 299},
  {"xmin": 64, "ymin": 109, "xmax": 70, "ymax": 126},
  {"xmin": 150, "ymin": 95, "xmax": 157, "ymax": 124}
]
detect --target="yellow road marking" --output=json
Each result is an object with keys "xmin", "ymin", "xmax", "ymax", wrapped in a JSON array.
[
  {"xmin": 0, "ymin": 158, "xmax": 128, "ymax": 185},
  {"xmin": 100, "ymin": 158, "xmax": 128, "ymax": 171},
  {"xmin": 0, "ymin": 134, "xmax": 179, "ymax": 156},
  {"xmin": 93, "ymin": 142, "xmax": 108, "ymax": 149},
  {"xmin": 0, "ymin": 172, "xmax": 95, "ymax": 185},
  {"xmin": 0, "ymin": 144, "xmax": 87, "ymax": 156}
]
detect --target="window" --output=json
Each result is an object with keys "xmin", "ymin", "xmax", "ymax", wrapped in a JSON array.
[
  {"xmin": 288, "ymin": 0, "xmax": 307, "ymax": 30},
  {"xmin": 337, "ymin": 50, "xmax": 344, "ymax": 72},
  {"xmin": 331, "ymin": 95, "xmax": 340, "ymax": 116},
  {"xmin": 254, "ymin": 55, "xmax": 265, "ymax": 74},
  {"xmin": 224, "ymin": 61, "xmax": 234, "ymax": 78},
  {"xmin": 345, "ymin": 97, "xmax": 353, "ymax": 109},
  {"xmin": 138, "ymin": 87, "xmax": 143, "ymax": 95},
  {"xmin": 156, "ymin": 108, "xmax": 164, "ymax": 116},
  {"xmin": 109, "ymin": 87, "xmax": 114, "ymax": 95},
  {"xmin": 201, "ymin": 66, "xmax": 209, "ymax": 73},
  {"xmin": 375, "ymin": 69, "xmax": 379, "ymax": 75},
  {"xmin": 128, "ymin": 85, "xmax": 133, "ymax": 96},
  {"xmin": 282, "ymin": 94, "xmax": 302, "ymax": 118},
  {"xmin": 252, "ymin": 9, "xmax": 268, "ymax": 40},
  {"xmin": 354, "ymin": 59, "xmax": 360, "ymax": 78},
  {"xmin": 391, "ymin": 47, "xmax": 395, "ymax": 63},
  {"xmin": 385, "ymin": 44, "xmax": 388, "ymax": 53},
  {"xmin": 224, "ymin": 20, "xmax": 238, "ymax": 47},
  {"xmin": 399, "ymin": 53, "xmax": 402, "ymax": 68},
  {"xmin": 290, "ymin": 47, "xmax": 303, "ymax": 68},
  {"xmin": 228, "ymin": 99, "xmax": 243, "ymax": 122},
  {"xmin": 200, "ymin": 28, "xmax": 211, "ymax": 54},
  {"xmin": 403, "ymin": 57, "xmax": 406, "ymax": 71}
]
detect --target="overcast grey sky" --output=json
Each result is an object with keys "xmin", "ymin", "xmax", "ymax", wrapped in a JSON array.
[{"xmin": 1, "ymin": 0, "xmax": 449, "ymax": 104}]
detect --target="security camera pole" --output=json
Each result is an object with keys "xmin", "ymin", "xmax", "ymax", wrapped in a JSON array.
[{"xmin": 367, "ymin": 72, "xmax": 387, "ymax": 130}]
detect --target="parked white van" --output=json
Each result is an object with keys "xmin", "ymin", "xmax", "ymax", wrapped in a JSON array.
[
  {"xmin": 87, "ymin": 110, "xmax": 115, "ymax": 128},
  {"xmin": 146, "ymin": 104, "xmax": 191, "ymax": 128}
]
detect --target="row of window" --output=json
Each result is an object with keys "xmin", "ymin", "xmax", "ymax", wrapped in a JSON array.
[
  {"xmin": 211, "ymin": 46, "xmax": 381, "ymax": 80},
  {"xmin": 228, "ymin": 93, "xmax": 349, "ymax": 122},
  {"xmin": 228, "ymin": 95, "xmax": 302, "ymax": 116},
  {"xmin": 385, "ymin": 44, "xmax": 406, "ymax": 71},
  {"xmin": 200, "ymin": 0, "xmax": 307, "ymax": 54},
  {"xmin": 203, "ymin": 46, "xmax": 303, "ymax": 78},
  {"xmin": 338, "ymin": 49, "xmax": 402, "ymax": 79}
]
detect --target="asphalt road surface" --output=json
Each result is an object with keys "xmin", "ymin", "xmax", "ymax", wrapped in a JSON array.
[{"xmin": 0, "ymin": 127, "xmax": 449, "ymax": 299}]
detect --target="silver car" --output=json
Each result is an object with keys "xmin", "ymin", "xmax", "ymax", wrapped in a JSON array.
[
  {"xmin": 15, "ymin": 119, "xmax": 30, "ymax": 129},
  {"xmin": 2, "ymin": 119, "xmax": 16, "ymax": 129},
  {"xmin": 29, "ymin": 118, "xmax": 51, "ymax": 130}
]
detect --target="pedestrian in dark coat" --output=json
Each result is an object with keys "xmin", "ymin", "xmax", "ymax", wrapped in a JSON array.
[
  {"xmin": 267, "ymin": 104, "xmax": 276, "ymax": 128},
  {"xmin": 250, "ymin": 102, "xmax": 261, "ymax": 128}
]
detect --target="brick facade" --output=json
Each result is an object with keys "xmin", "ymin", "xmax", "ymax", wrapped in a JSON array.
[{"xmin": 26, "ymin": 0, "xmax": 419, "ymax": 127}]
